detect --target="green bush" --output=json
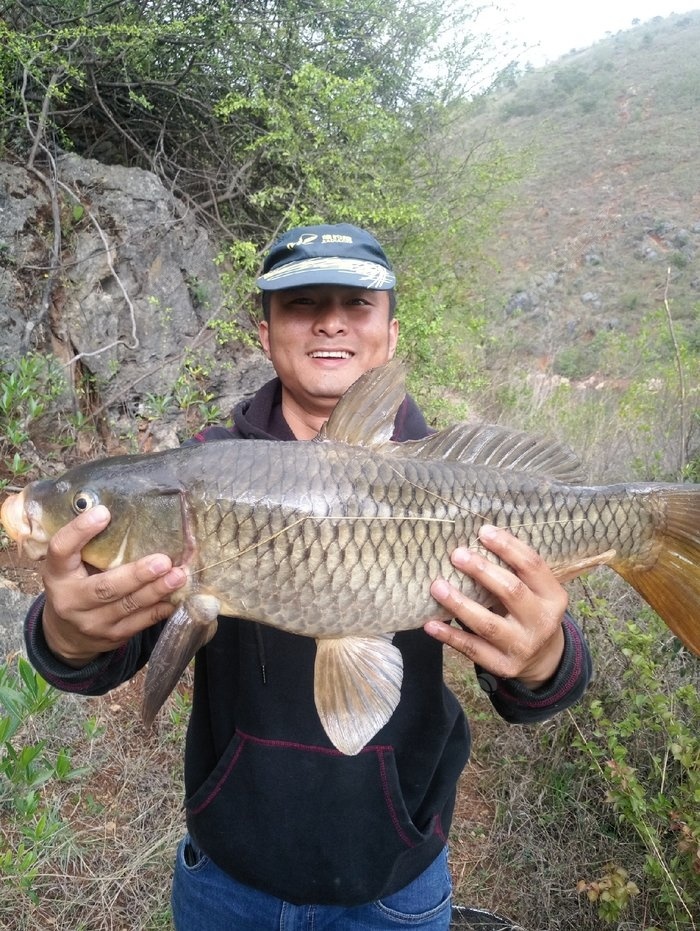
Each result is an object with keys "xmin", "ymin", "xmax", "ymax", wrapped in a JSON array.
[
  {"xmin": 0, "ymin": 657, "xmax": 84, "ymax": 904},
  {"xmin": 572, "ymin": 611, "xmax": 699, "ymax": 927},
  {"xmin": 0, "ymin": 354, "xmax": 64, "ymax": 489}
]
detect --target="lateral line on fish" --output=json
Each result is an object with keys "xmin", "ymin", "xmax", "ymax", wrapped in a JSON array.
[
  {"xmin": 190, "ymin": 503, "xmax": 593, "ymax": 577},
  {"xmin": 385, "ymin": 463, "xmax": 496, "ymax": 523},
  {"xmin": 386, "ymin": 464, "xmax": 590, "ymax": 532},
  {"xmin": 190, "ymin": 517, "xmax": 310, "ymax": 573},
  {"xmin": 189, "ymin": 514, "xmax": 460, "ymax": 575}
]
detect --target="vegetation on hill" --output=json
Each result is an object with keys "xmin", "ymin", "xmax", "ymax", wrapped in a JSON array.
[
  {"xmin": 455, "ymin": 11, "xmax": 700, "ymax": 484},
  {"xmin": 459, "ymin": 12, "xmax": 700, "ymax": 362},
  {"xmin": 0, "ymin": 0, "xmax": 518, "ymax": 414}
]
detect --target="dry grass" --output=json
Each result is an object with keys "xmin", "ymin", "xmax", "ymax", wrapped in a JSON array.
[{"xmin": 0, "ymin": 674, "xmax": 186, "ymax": 931}]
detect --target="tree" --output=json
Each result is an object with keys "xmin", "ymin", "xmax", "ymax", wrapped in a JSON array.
[{"xmin": 1, "ymin": 0, "xmax": 520, "ymax": 384}]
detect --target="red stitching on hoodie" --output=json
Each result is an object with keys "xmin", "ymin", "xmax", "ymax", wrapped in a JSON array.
[
  {"xmin": 188, "ymin": 730, "xmax": 412, "ymax": 823},
  {"xmin": 377, "ymin": 750, "xmax": 417, "ymax": 848},
  {"xmin": 189, "ymin": 734, "xmax": 249, "ymax": 816}
]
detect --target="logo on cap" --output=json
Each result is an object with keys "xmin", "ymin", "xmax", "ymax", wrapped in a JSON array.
[
  {"xmin": 321, "ymin": 234, "xmax": 353, "ymax": 244},
  {"xmin": 287, "ymin": 233, "xmax": 318, "ymax": 250}
]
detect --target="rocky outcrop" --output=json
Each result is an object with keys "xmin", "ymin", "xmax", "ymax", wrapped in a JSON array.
[{"xmin": 0, "ymin": 154, "xmax": 272, "ymax": 445}]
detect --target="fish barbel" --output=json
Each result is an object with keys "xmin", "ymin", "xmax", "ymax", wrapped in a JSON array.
[{"xmin": 2, "ymin": 361, "xmax": 699, "ymax": 754}]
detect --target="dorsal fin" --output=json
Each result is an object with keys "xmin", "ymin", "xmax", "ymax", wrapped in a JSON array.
[
  {"xmin": 316, "ymin": 359, "xmax": 586, "ymax": 484},
  {"xmin": 318, "ymin": 359, "xmax": 407, "ymax": 448},
  {"xmin": 387, "ymin": 423, "xmax": 587, "ymax": 484}
]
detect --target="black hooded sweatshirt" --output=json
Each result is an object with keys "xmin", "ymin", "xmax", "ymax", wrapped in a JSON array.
[{"xmin": 25, "ymin": 377, "xmax": 592, "ymax": 906}]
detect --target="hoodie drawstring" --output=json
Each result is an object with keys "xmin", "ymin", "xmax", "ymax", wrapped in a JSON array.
[{"xmin": 254, "ymin": 623, "xmax": 267, "ymax": 684}]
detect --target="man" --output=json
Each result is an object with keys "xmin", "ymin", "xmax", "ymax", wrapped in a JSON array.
[{"xmin": 25, "ymin": 224, "xmax": 592, "ymax": 929}]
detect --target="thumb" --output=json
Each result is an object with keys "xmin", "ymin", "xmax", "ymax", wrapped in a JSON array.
[{"xmin": 44, "ymin": 505, "xmax": 111, "ymax": 575}]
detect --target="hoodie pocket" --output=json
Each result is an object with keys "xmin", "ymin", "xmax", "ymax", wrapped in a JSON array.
[{"xmin": 184, "ymin": 729, "xmax": 446, "ymax": 906}]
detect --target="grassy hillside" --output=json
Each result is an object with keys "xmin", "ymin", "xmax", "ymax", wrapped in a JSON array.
[
  {"xmin": 461, "ymin": 11, "xmax": 700, "ymax": 376},
  {"xmin": 434, "ymin": 11, "xmax": 700, "ymax": 488}
]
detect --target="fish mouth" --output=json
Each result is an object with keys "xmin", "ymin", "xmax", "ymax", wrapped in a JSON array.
[
  {"xmin": 0, "ymin": 491, "xmax": 50, "ymax": 560},
  {"xmin": 308, "ymin": 350, "xmax": 355, "ymax": 360}
]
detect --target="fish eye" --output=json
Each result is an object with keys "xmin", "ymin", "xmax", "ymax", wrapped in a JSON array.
[{"xmin": 72, "ymin": 490, "xmax": 98, "ymax": 514}]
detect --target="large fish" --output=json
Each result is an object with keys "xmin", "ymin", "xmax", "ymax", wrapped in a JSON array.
[{"xmin": 2, "ymin": 361, "xmax": 699, "ymax": 754}]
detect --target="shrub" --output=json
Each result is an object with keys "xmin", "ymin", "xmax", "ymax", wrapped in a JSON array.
[
  {"xmin": 0, "ymin": 657, "xmax": 83, "ymax": 904},
  {"xmin": 0, "ymin": 354, "xmax": 64, "ymax": 489},
  {"xmin": 572, "ymin": 610, "xmax": 699, "ymax": 927}
]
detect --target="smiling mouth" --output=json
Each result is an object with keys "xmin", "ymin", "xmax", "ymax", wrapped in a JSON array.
[{"xmin": 308, "ymin": 351, "xmax": 354, "ymax": 359}]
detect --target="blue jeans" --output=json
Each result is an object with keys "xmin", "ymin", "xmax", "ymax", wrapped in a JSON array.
[{"xmin": 171, "ymin": 836, "xmax": 452, "ymax": 929}]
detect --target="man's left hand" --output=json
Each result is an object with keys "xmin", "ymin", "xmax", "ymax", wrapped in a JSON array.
[{"xmin": 424, "ymin": 524, "xmax": 567, "ymax": 689}]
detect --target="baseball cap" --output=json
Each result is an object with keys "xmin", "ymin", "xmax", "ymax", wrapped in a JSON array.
[{"xmin": 256, "ymin": 223, "xmax": 396, "ymax": 291}]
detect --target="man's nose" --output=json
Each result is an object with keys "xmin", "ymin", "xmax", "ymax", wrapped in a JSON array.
[{"xmin": 314, "ymin": 302, "xmax": 348, "ymax": 333}]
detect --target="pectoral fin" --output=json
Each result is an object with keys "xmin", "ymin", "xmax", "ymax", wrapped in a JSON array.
[
  {"xmin": 314, "ymin": 633, "xmax": 403, "ymax": 755},
  {"xmin": 142, "ymin": 594, "xmax": 220, "ymax": 729}
]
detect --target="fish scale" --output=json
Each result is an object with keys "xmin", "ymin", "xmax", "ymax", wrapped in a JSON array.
[{"xmin": 1, "ymin": 359, "xmax": 698, "ymax": 754}]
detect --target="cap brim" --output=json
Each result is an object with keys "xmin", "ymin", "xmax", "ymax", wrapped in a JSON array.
[{"xmin": 256, "ymin": 257, "xmax": 396, "ymax": 291}]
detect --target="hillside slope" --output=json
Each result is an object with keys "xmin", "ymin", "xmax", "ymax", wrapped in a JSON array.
[{"xmin": 462, "ymin": 10, "xmax": 700, "ymax": 376}]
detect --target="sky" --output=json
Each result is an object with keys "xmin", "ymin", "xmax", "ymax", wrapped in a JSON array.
[{"xmin": 489, "ymin": 0, "xmax": 700, "ymax": 66}]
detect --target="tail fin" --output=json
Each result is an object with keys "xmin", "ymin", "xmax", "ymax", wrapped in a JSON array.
[{"xmin": 614, "ymin": 486, "xmax": 700, "ymax": 655}]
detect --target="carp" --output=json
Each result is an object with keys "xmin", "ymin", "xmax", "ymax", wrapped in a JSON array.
[{"xmin": 2, "ymin": 361, "xmax": 699, "ymax": 754}]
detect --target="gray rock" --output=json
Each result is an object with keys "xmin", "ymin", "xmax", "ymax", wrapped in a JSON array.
[
  {"xmin": 0, "ymin": 153, "xmax": 270, "ymax": 439},
  {"xmin": 505, "ymin": 291, "xmax": 537, "ymax": 315},
  {"xmin": 673, "ymin": 229, "xmax": 691, "ymax": 247},
  {"xmin": 55, "ymin": 153, "xmax": 224, "ymax": 398},
  {"xmin": 0, "ymin": 581, "xmax": 33, "ymax": 656},
  {"xmin": 635, "ymin": 246, "xmax": 659, "ymax": 261},
  {"xmin": 0, "ymin": 164, "xmax": 51, "ymax": 356}
]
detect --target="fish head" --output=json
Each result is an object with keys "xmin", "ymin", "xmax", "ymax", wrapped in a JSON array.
[{"xmin": 1, "ymin": 455, "xmax": 188, "ymax": 569}]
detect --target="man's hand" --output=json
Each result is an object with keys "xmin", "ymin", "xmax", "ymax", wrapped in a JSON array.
[
  {"xmin": 424, "ymin": 524, "xmax": 567, "ymax": 688},
  {"xmin": 40, "ymin": 505, "xmax": 187, "ymax": 668}
]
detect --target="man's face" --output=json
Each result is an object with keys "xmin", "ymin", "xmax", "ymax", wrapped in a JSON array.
[{"xmin": 258, "ymin": 285, "xmax": 399, "ymax": 416}]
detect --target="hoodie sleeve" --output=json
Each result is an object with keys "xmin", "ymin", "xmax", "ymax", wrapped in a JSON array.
[
  {"xmin": 476, "ymin": 613, "xmax": 593, "ymax": 724},
  {"xmin": 24, "ymin": 593, "xmax": 164, "ymax": 696}
]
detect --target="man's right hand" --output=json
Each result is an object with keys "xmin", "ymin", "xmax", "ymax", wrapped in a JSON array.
[{"xmin": 40, "ymin": 504, "xmax": 187, "ymax": 668}]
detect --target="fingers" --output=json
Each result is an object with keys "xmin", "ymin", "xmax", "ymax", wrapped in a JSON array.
[
  {"xmin": 45, "ymin": 555, "xmax": 187, "ymax": 629},
  {"xmin": 42, "ymin": 556, "xmax": 188, "ymax": 667},
  {"xmin": 466, "ymin": 524, "xmax": 567, "ymax": 609},
  {"xmin": 426, "ymin": 577, "xmax": 512, "ymax": 672},
  {"xmin": 89, "ymin": 554, "xmax": 187, "ymax": 607},
  {"xmin": 45, "ymin": 506, "xmax": 112, "ymax": 574},
  {"xmin": 40, "ymin": 507, "xmax": 189, "ymax": 666},
  {"xmin": 425, "ymin": 525, "xmax": 568, "ymax": 685}
]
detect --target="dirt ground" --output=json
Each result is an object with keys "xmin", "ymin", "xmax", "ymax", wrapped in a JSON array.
[{"xmin": 0, "ymin": 548, "xmax": 44, "ymax": 596}]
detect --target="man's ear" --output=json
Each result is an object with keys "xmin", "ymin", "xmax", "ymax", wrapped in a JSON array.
[
  {"xmin": 258, "ymin": 319, "xmax": 271, "ymax": 359},
  {"xmin": 388, "ymin": 317, "xmax": 399, "ymax": 360}
]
